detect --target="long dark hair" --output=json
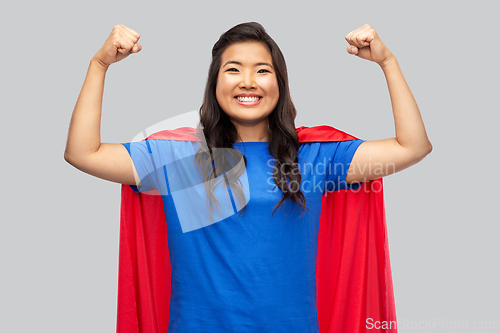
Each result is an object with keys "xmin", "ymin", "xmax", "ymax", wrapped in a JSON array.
[{"xmin": 195, "ymin": 22, "xmax": 307, "ymax": 220}]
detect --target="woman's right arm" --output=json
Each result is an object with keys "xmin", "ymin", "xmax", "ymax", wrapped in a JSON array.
[{"xmin": 64, "ymin": 25, "xmax": 142, "ymax": 186}]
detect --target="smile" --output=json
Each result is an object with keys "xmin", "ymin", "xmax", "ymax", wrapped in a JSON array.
[{"xmin": 235, "ymin": 96, "xmax": 262, "ymax": 106}]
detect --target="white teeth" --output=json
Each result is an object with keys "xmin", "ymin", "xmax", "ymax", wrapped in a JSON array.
[{"xmin": 236, "ymin": 96, "xmax": 260, "ymax": 102}]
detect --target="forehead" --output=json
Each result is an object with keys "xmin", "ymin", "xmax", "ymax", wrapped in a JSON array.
[{"xmin": 220, "ymin": 41, "xmax": 272, "ymax": 65}]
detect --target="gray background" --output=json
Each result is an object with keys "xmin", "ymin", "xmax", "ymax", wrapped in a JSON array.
[{"xmin": 1, "ymin": 0, "xmax": 498, "ymax": 332}]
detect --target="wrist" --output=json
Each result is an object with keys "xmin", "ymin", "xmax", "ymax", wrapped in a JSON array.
[
  {"xmin": 378, "ymin": 54, "xmax": 397, "ymax": 71},
  {"xmin": 90, "ymin": 56, "xmax": 110, "ymax": 72}
]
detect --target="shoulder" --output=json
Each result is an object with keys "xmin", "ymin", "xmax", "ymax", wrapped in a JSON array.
[{"xmin": 299, "ymin": 140, "xmax": 365, "ymax": 161}]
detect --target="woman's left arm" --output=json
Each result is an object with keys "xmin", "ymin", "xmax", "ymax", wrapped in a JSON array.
[{"xmin": 343, "ymin": 24, "xmax": 433, "ymax": 184}]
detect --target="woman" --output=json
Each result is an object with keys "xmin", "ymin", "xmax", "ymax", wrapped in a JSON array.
[{"xmin": 65, "ymin": 22, "xmax": 431, "ymax": 332}]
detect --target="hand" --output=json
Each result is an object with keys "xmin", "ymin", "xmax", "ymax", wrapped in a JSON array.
[
  {"xmin": 93, "ymin": 24, "xmax": 142, "ymax": 68},
  {"xmin": 345, "ymin": 24, "xmax": 394, "ymax": 66}
]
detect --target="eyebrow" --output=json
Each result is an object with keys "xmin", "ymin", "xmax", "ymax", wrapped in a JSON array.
[{"xmin": 222, "ymin": 60, "xmax": 273, "ymax": 69}]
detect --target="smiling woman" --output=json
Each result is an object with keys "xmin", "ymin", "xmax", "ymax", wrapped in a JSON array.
[
  {"xmin": 64, "ymin": 21, "xmax": 431, "ymax": 333},
  {"xmin": 215, "ymin": 41, "xmax": 279, "ymax": 140},
  {"xmin": 197, "ymin": 23, "xmax": 310, "ymax": 220}
]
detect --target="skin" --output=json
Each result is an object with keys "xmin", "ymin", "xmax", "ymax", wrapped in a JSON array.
[
  {"xmin": 64, "ymin": 25, "xmax": 142, "ymax": 186},
  {"xmin": 216, "ymin": 41, "xmax": 279, "ymax": 142},
  {"xmin": 342, "ymin": 24, "xmax": 432, "ymax": 184},
  {"xmin": 64, "ymin": 24, "xmax": 432, "ymax": 188}
]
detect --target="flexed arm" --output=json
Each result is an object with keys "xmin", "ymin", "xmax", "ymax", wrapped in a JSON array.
[
  {"xmin": 343, "ymin": 24, "xmax": 433, "ymax": 184},
  {"xmin": 64, "ymin": 24, "xmax": 143, "ymax": 186}
]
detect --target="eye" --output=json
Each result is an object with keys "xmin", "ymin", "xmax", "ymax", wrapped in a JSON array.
[
  {"xmin": 226, "ymin": 68, "xmax": 239, "ymax": 72},
  {"xmin": 258, "ymin": 69, "xmax": 271, "ymax": 73}
]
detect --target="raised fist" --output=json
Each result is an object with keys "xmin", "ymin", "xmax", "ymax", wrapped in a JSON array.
[
  {"xmin": 93, "ymin": 24, "xmax": 142, "ymax": 68},
  {"xmin": 345, "ymin": 24, "xmax": 393, "ymax": 66}
]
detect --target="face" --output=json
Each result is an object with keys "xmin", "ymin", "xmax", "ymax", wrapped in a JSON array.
[{"xmin": 216, "ymin": 41, "xmax": 279, "ymax": 130}]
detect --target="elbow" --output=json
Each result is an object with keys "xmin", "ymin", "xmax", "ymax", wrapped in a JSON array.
[
  {"xmin": 64, "ymin": 150, "xmax": 71, "ymax": 164},
  {"xmin": 415, "ymin": 141, "xmax": 433, "ymax": 161},
  {"xmin": 424, "ymin": 141, "xmax": 433, "ymax": 155},
  {"xmin": 64, "ymin": 149, "xmax": 77, "ymax": 166},
  {"xmin": 405, "ymin": 141, "xmax": 432, "ymax": 165}
]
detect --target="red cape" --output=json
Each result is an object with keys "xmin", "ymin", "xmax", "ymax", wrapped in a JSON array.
[{"xmin": 116, "ymin": 125, "xmax": 398, "ymax": 333}]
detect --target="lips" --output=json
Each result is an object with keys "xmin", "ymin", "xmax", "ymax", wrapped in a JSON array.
[
  {"xmin": 234, "ymin": 95, "xmax": 262, "ymax": 106},
  {"xmin": 235, "ymin": 93, "xmax": 262, "ymax": 98}
]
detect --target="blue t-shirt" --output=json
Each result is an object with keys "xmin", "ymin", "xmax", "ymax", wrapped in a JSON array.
[{"xmin": 121, "ymin": 139, "xmax": 364, "ymax": 333}]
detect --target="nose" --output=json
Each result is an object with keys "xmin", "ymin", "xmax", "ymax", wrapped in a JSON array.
[{"xmin": 238, "ymin": 71, "xmax": 257, "ymax": 89}]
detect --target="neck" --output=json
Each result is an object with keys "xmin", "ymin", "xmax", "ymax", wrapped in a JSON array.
[{"xmin": 233, "ymin": 121, "xmax": 271, "ymax": 142}]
